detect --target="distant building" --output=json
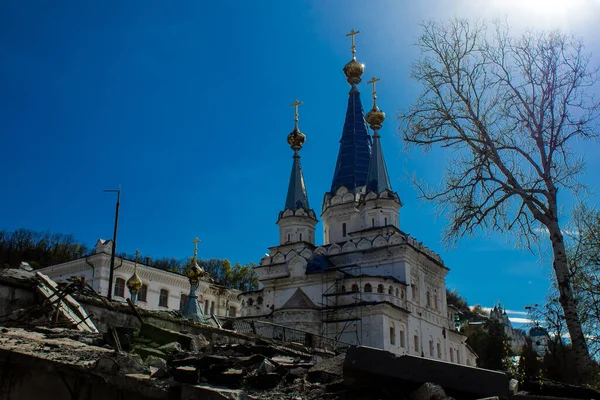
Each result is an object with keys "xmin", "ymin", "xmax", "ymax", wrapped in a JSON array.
[
  {"xmin": 529, "ymin": 326, "xmax": 550, "ymax": 356},
  {"xmin": 238, "ymin": 34, "xmax": 477, "ymax": 367},
  {"xmin": 489, "ymin": 302, "xmax": 526, "ymax": 353},
  {"xmin": 38, "ymin": 239, "xmax": 241, "ymax": 317}
]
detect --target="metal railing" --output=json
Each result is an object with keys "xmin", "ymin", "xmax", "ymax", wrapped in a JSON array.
[{"xmin": 216, "ymin": 316, "xmax": 349, "ymax": 352}]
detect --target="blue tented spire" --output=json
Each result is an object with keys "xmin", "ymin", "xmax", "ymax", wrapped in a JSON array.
[
  {"xmin": 366, "ymin": 131, "xmax": 392, "ymax": 194},
  {"xmin": 329, "ymin": 84, "xmax": 372, "ymax": 194},
  {"xmin": 284, "ymin": 151, "xmax": 310, "ymax": 212}
]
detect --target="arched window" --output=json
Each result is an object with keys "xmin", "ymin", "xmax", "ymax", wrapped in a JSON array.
[
  {"xmin": 138, "ymin": 284, "xmax": 148, "ymax": 302},
  {"xmin": 242, "ymin": 300, "xmax": 246, "ymax": 307},
  {"xmin": 114, "ymin": 278, "xmax": 125, "ymax": 297},
  {"xmin": 437, "ymin": 342, "xmax": 442, "ymax": 358},
  {"xmin": 257, "ymin": 296, "xmax": 263, "ymax": 305},
  {"xmin": 364, "ymin": 283, "xmax": 372, "ymax": 293},
  {"xmin": 395, "ymin": 288, "xmax": 399, "ymax": 297},
  {"xmin": 390, "ymin": 323, "xmax": 396, "ymax": 345},
  {"xmin": 180, "ymin": 294, "xmax": 188, "ymax": 311},
  {"xmin": 414, "ymin": 334, "xmax": 419, "ymax": 353},
  {"xmin": 377, "ymin": 284, "xmax": 384, "ymax": 293},
  {"xmin": 388, "ymin": 286, "xmax": 393, "ymax": 295},
  {"xmin": 401, "ymin": 289, "xmax": 405, "ymax": 299},
  {"xmin": 384, "ymin": 217, "xmax": 388, "ymax": 225},
  {"xmin": 204, "ymin": 300, "xmax": 209, "ymax": 315},
  {"xmin": 210, "ymin": 301, "xmax": 215, "ymax": 316},
  {"xmin": 400, "ymin": 328, "xmax": 405, "ymax": 348},
  {"xmin": 372, "ymin": 218, "xmax": 375, "ymax": 227},
  {"xmin": 449, "ymin": 347, "xmax": 454, "ymax": 362},
  {"xmin": 159, "ymin": 289, "xmax": 169, "ymax": 307},
  {"xmin": 433, "ymin": 291, "xmax": 438, "ymax": 310},
  {"xmin": 429, "ymin": 338, "xmax": 434, "ymax": 356},
  {"xmin": 427, "ymin": 291, "xmax": 431, "ymax": 307},
  {"xmin": 287, "ymin": 234, "xmax": 291, "ymax": 242},
  {"xmin": 412, "ymin": 283, "xmax": 418, "ymax": 300},
  {"xmin": 342, "ymin": 223, "xmax": 347, "ymax": 237},
  {"xmin": 351, "ymin": 284, "xmax": 359, "ymax": 293},
  {"xmin": 299, "ymin": 233, "xmax": 302, "ymax": 241},
  {"xmin": 247, "ymin": 298, "xmax": 254, "ymax": 306}
]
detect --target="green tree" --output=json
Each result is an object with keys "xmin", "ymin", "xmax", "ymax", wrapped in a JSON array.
[
  {"xmin": 400, "ymin": 19, "xmax": 599, "ymax": 377},
  {"xmin": 0, "ymin": 229, "xmax": 89, "ymax": 268},
  {"xmin": 466, "ymin": 319, "xmax": 510, "ymax": 370}
]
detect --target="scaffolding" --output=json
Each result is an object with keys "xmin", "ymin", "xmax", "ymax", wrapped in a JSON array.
[{"xmin": 320, "ymin": 264, "xmax": 363, "ymax": 348}]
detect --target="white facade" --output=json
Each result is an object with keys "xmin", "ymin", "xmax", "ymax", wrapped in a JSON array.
[
  {"xmin": 238, "ymin": 44, "xmax": 477, "ymax": 367},
  {"xmin": 39, "ymin": 239, "xmax": 241, "ymax": 317},
  {"xmin": 241, "ymin": 225, "xmax": 476, "ymax": 366}
]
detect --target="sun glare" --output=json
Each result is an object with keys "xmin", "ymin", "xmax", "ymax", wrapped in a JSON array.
[{"xmin": 489, "ymin": 0, "xmax": 591, "ymax": 29}]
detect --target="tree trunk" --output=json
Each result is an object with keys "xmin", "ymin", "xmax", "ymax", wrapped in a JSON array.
[{"xmin": 547, "ymin": 219, "xmax": 593, "ymax": 379}]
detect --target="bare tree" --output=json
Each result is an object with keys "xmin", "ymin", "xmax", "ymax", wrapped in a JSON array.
[
  {"xmin": 400, "ymin": 19, "xmax": 599, "ymax": 377},
  {"xmin": 567, "ymin": 205, "xmax": 600, "ymax": 359}
]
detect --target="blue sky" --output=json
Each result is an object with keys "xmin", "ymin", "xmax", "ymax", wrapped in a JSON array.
[{"xmin": 2, "ymin": 0, "xmax": 599, "ymax": 324}]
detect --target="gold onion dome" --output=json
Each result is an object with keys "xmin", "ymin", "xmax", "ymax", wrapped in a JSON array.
[
  {"xmin": 343, "ymin": 59, "xmax": 364, "ymax": 84},
  {"xmin": 186, "ymin": 261, "xmax": 204, "ymax": 284},
  {"xmin": 366, "ymin": 105, "xmax": 386, "ymax": 130},
  {"xmin": 127, "ymin": 271, "xmax": 142, "ymax": 291},
  {"xmin": 287, "ymin": 127, "xmax": 306, "ymax": 151}
]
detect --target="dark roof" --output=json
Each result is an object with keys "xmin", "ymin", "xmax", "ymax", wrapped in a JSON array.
[
  {"xmin": 529, "ymin": 326, "xmax": 549, "ymax": 337},
  {"xmin": 365, "ymin": 133, "xmax": 393, "ymax": 194},
  {"xmin": 306, "ymin": 254, "xmax": 335, "ymax": 274},
  {"xmin": 280, "ymin": 288, "xmax": 318, "ymax": 310},
  {"xmin": 330, "ymin": 85, "xmax": 372, "ymax": 194},
  {"xmin": 284, "ymin": 152, "xmax": 311, "ymax": 213}
]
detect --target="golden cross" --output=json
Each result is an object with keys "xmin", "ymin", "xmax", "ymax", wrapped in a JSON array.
[
  {"xmin": 192, "ymin": 237, "xmax": 201, "ymax": 258},
  {"xmin": 135, "ymin": 249, "xmax": 140, "ymax": 264},
  {"xmin": 367, "ymin": 76, "xmax": 381, "ymax": 104},
  {"xmin": 290, "ymin": 99, "xmax": 302, "ymax": 129},
  {"xmin": 345, "ymin": 29, "xmax": 360, "ymax": 57}
]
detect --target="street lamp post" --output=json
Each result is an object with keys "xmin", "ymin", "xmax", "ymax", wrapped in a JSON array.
[{"xmin": 104, "ymin": 186, "xmax": 121, "ymax": 301}]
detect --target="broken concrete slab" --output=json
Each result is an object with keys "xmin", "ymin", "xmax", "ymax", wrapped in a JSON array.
[
  {"xmin": 173, "ymin": 366, "xmax": 199, "ymax": 385},
  {"xmin": 258, "ymin": 359, "xmax": 276, "ymax": 375},
  {"xmin": 409, "ymin": 382, "xmax": 447, "ymax": 400},
  {"xmin": 181, "ymin": 384, "xmax": 248, "ymax": 400},
  {"xmin": 344, "ymin": 346, "xmax": 509, "ymax": 399},
  {"xmin": 247, "ymin": 372, "xmax": 281, "ymax": 390},
  {"xmin": 157, "ymin": 341, "xmax": 182, "ymax": 354},
  {"xmin": 139, "ymin": 323, "xmax": 203, "ymax": 351},
  {"xmin": 132, "ymin": 345, "xmax": 167, "ymax": 361}
]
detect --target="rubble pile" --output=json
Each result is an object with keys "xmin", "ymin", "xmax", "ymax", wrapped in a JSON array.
[
  {"xmin": 0, "ymin": 323, "xmax": 345, "ymax": 400},
  {"xmin": 2, "ymin": 268, "xmax": 598, "ymax": 399}
]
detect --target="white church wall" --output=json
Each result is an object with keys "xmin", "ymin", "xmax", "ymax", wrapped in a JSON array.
[{"xmin": 38, "ymin": 252, "xmax": 241, "ymax": 317}]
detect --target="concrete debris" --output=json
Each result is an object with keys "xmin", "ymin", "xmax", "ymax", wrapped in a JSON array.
[
  {"xmin": 2, "ymin": 271, "xmax": 592, "ymax": 400},
  {"xmin": 257, "ymin": 359, "xmax": 276, "ymax": 375},
  {"xmin": 408, "ymin": 382, "xmax": 447, "ymax": 400}
]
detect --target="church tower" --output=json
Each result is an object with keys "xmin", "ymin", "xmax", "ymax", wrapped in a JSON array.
[
  {"xmin": 322, "ymin": 30, "xmax": 372, "ymax": 245},
  {"xmin": 359, "ymin": 77, "xmax": 402, "ymax": 231},
  {"xmin": 277, "ymin": 100, "xmax": 317, "ymax": 245}
]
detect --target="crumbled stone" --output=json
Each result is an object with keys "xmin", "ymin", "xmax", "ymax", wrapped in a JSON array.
[
  {"xmin": 258, "ymin": 359, "xmax": 276, "ymax": 375},
  {"xmin": 409, "ymin": 382, "xmax": 447, "ymax": 400},
  {"xmin": 157, "ymin": 341, "xmax": 182, "ymax": 354}
]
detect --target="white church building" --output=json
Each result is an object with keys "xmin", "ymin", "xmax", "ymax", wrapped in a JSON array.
[
  {"xmin": 239, "ymin": 34, "xmax": 477, "ymax": 366},
  {"xmin": 38, "ymin": 239, "xmax": 241, "ymax": 317}
]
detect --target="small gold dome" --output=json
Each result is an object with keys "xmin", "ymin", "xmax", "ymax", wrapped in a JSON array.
[
  {"xmin": 186, "ymin": 261, "xmax": 204, "ymax": 284},
  {"xmin": 287, "ymin": 127, "xmax": 306, "ymax": 150},
  {"xmin": 127, "ymin": 271, "xmax": 142, "ymax": 292},
  {"xmin": 343, "ymin": 59, "xmax": 364, "ymax": 84},
  {"xmin": 365, "ymin": 105, "xmax": 386, "ymax": 130}
]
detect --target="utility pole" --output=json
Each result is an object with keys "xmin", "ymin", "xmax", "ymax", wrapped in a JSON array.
[{"xmin": 104, "ymin": 185, "xmax": 121, "ymax": 301}]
